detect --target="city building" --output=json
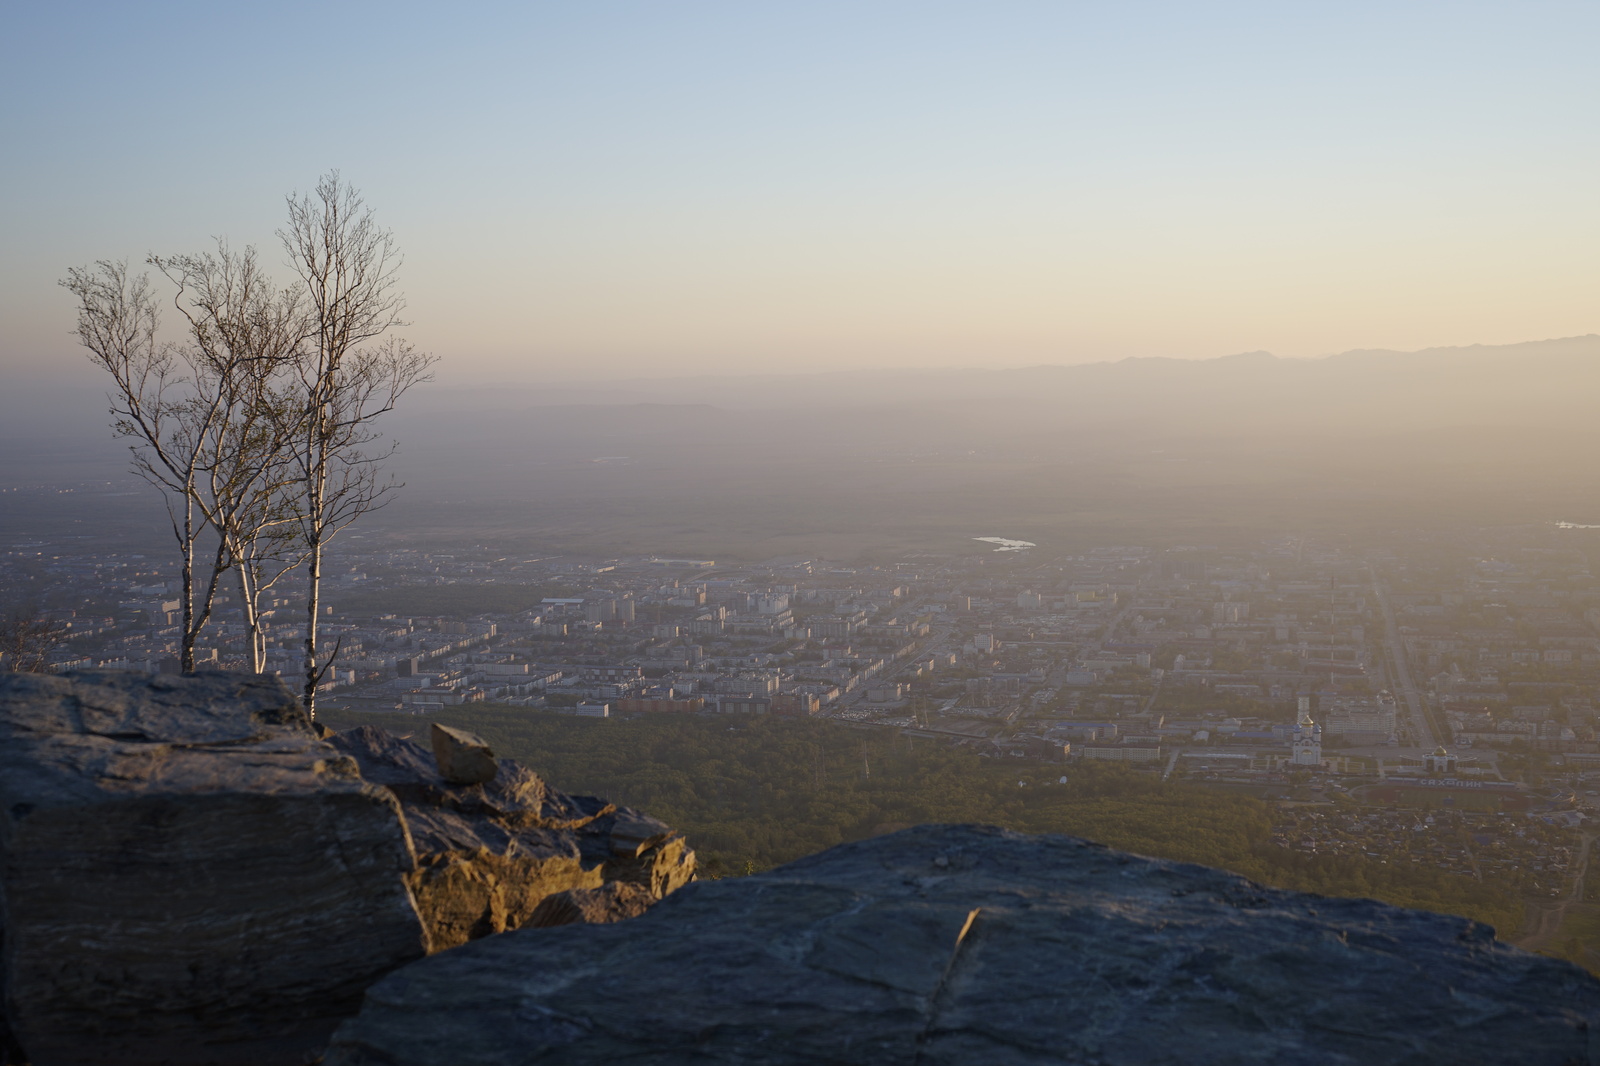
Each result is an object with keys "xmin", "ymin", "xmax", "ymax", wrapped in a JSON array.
[{"xmin": 1291, "ymin": 697, "xmax": 1323, "ymax": 767}]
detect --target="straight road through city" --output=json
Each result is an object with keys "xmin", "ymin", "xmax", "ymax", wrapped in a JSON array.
[{"xmin": 1371, "ymin": 575, "xmax": 1436, "ymax": 749}]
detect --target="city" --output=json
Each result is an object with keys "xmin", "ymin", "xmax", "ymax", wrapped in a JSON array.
[{"xmin": 9, "ymin": 508, "xmax": 1600, "ymax": 929}]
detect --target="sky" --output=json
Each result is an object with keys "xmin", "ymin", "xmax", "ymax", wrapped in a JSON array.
[{"xmin": 2, "ymin": 1, "xmax": 1596, "ymax": 385}]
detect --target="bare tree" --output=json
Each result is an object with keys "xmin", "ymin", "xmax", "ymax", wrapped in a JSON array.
[
  {"xmin": 67, "ymin": 178, "xmax": 432, "ymax": 689},
  {"xmin": 280, "ymin": 173, "xmax": 435, "ymax": 714},
  {"xmin": 62, "ymin": 261, "xmax": 233, "ymax": 671},
  {"xmin": 151, "ymin": 243, "xmax": 310, "ymax": 673},
  {"xmin": 0, "ymin": 607, "xmax": 68, "ymax": 673}
]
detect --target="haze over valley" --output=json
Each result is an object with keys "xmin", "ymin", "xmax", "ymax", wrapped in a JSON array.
[{"xmin": 10, "ymin": 333, "xmax": 1600, "ymax": 558}]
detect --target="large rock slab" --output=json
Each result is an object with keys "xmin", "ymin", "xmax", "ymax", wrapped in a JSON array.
[
  {"xmin": 326, "ymin": 823, "xmax": 1600, "ymax": 1066},
  {"xmin": 327, "ymin": 725, "xmax": 695, "ymax": 950},
  {"xmin": 0, "ymin": 671, "xmax": 428, "ymax": 1066}
]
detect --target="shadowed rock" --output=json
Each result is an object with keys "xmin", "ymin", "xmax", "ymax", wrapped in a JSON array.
[
  {"xmin": 0, "ymin": 671, "xmax": 428, "ymax": 1066},
  {"xmin": 325, "ymin": 824, "xmax": 1600, "ymax": 1066}
]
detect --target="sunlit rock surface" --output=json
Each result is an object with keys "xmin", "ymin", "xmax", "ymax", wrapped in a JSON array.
[
  {"xmin": 327, "ymin": 823, "xmax": 1600, "ymax": 1066},
  {"xmin": 328, "ymin": 724, "xmax": 695, "ymax": 950},
  {"xmin": 528, "ymin": 881, "xmax": 660, "ymax": 928}
]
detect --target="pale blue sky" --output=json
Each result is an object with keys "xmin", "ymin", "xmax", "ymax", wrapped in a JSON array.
[{"xmin": 3, "ymin": 1, "xmax": 1596, "ymax": 383}]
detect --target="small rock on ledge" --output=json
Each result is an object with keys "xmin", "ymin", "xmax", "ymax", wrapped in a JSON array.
[
  {"xmin": 527, "ymin": 882, "xmax": 659, "ymax": 928},
  {"xmin": 429, "ymin": 722, "xmax": 498, "ymax": 785}
]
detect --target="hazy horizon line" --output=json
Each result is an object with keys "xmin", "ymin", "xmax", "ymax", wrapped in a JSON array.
[
  {"xmin": 11, "ymin": 331, "xmax": 1598, "ymax": 394},
  {"xmin": 427, "ymin": 332, "xmax": 1600, "ymax": 389}
]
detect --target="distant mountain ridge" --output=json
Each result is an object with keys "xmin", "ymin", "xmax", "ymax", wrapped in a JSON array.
[
  {"xmin": 11, "ymin": 333, "xmax": 1598, "ymax": 487},
  {"xmin": 8, "ymin": 333, "xmax": 1600, "ymax": 552},
  {"xmin": 390, "ymin": 334, "xmax": 1600, "ymax": 445},
  {"xmin": 1323, "ymin": 333, "xmax": 1600, "ymax": 366},
  {"xmin": 15, "ymin": 335, "xmax": 1597, "ymax": 435},
  {"xmin": 406, "ymin": 333, "xmax": 1600, "ymax": 415}
]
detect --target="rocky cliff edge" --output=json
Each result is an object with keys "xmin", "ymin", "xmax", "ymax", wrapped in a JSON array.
[{"xmin": 0, "ymin": 671, "xmax": 693, "ymax": 1066}]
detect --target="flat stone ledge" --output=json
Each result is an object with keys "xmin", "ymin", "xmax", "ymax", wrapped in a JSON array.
[{"xmin": 326, "ymin": 823, "xmax": 1600, "ymax": 1066}]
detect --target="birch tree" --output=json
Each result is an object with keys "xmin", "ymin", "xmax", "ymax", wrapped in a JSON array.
[
  {"xmin": 279, "ymin": 173, "xmax": 434, "ymax": 714},
  {"xmin": 151, "ymin": 244, "xmax": 309, "ymax": 672},
  {"xmin": 63, "ymin": 261, "xmax": 233, "ymax": 671}
]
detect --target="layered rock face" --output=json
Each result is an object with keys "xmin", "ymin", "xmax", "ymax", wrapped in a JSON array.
[
  {"xmin": 0, "ymin": 671, "xmax": 426, "ymax": 1066},
  {"xmin": 327, "ymin": 823, "xmax": 1600, "ymax": 1066},
  {"xmin": 0, "ymin": 672, "xmax": 695, "ymax": 1066},
  {"xmin": 327, "ymin": 725, "xmax": 695, "ymax": 950}
]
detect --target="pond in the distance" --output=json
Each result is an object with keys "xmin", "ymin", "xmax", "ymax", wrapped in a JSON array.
[{"xmin": 974, "ymin": 537, "xmax": 1036, "ymax": 552}]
